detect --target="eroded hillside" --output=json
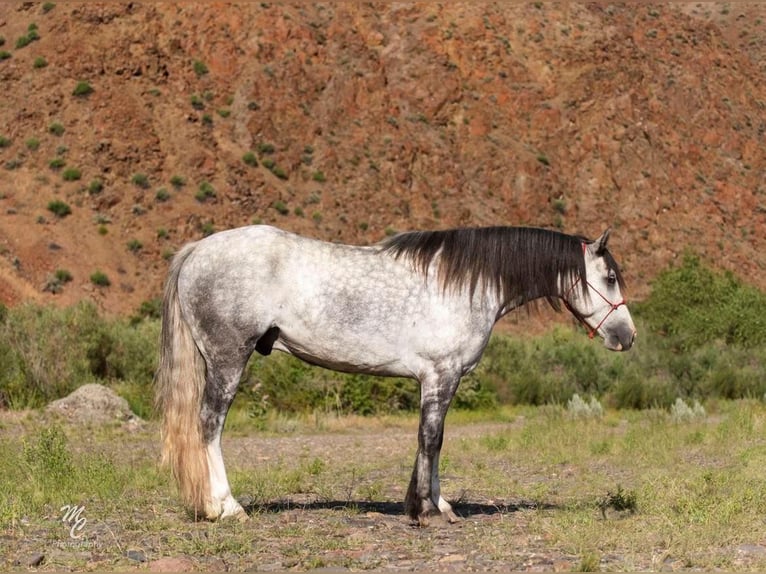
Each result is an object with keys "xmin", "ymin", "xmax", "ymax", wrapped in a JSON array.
[{"xmin": 0, "ymin": 2, "xmax": 764, "ymax": 316}]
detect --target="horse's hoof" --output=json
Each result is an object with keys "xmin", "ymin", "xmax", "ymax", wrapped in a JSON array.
[
  {"xmin": 417, "ymin": 513, "xmax": 430, "ymax": 528},
  {"xmin": 220, "ymin": 506, "xmax": 249, "ymax": 522},
  {"xmin": 232, "ymin": 509, "xmax": 250, "ymax": 523},
  {"xmin": 444, "ymin": 509, "xmax": 461, "ymax": 524}
]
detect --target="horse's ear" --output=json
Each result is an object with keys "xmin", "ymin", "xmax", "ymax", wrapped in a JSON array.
[{"xmin": 590, "ymin": 228, "xmax": 611, "ymax": 254}]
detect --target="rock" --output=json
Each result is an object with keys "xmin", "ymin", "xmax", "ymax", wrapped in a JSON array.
[
  {"xmin": 126, "ymin": 549, "xmax": 147, "ymax": 563},
  {"xmin": 23, "ymin": 553, "xmax": 45, "ymax": 567},
  {"xmin": 438, "ymin": 554, "xmax": 466, "ymax": 563},
  {"xmin": 149, "ymin": 556, "xmax": 195, "ymax": 572},
  {"xmin": 45, "ymin": 383, "xmax": 141, "ymax": 425},
  {"xmin": 736, "ymin": 544, "xmax": 766, "ymax": 557}
]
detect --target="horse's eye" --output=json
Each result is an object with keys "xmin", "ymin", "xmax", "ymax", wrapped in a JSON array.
[{"xmin": 607, "ymin": 271, "xmax": 617, "ymax": 286}]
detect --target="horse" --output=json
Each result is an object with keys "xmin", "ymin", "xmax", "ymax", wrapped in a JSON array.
[{"xmin": 155, "ymin": 224, "xmax": 636, "ymax": 526}]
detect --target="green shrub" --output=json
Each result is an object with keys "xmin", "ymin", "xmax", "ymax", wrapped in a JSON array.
[
  {"xmin": 48, "ymin": 122, "xmax": 64, "ymax": 136},
  {"xmin": 126, "ymin": 239, "xmax": 142, "ymax": 253},
  {"xmin": 47, "ymin": 199, "xmax": 71, "ymax": 217},
  {"xmin": 636, "ymin": 254, "xmax": 766, "ymax": 350},
  {"xmin": 195, "ymin": 181, "xmax": 215, "ymax": 202},
  {"xmin": 240, "ymin": 354, "xmax": 419, "ymax": 416},
  {"xmin": 155, "ymin": 188, "xmax": 170, "ymax": 202},
  {"xmin": 15, "ymin": 34, "xmax": 34, "ymax": 50},
  {"xmin": 200, "ymin": 222, "xmax": 215, "ymax": 237},
  {"xmin": 272, "ymin": 200, "xmax": 289, "ymax": 215},
  {"xmin": 242, "ymin": 151, "xmax": 258, "ymax": 167},
  {"xmin": 0, "ymin": 303, "xmax": 109, "ymax": 407},
  {"xmin": 0, "ymin": 51, "xmax": 10, "ymax": 61},
  {"xmin": 132, "ymin": 298, "xmax": 162, "ymax": 323},
  {"xmin": 610, "ymin": 374, "xmax": 676, "ymax": 410},
  {"xmin": 33, "ymin": 56, "xmax": 46, "ymax": 68},
  {"xmin": 42, "ymin": 2, "xmax": 56, "ymax": 13},
  {"xmin": 54, "ymin": 269, "xmax": 73, "ymax": 283},
  {"xmin": 24, "ymin": 426, "xmax": 72, "ymax": 482},
  {"xmin": 62, "ymin": 167, "xmax": 81, "ymax": 181},
  {"xmin": 131, "ymin": 173, "xmax": 149, "ymax": 189},
  {"xmin": 3, "ymin": 254, "xmax": 766, "ymax": 417},
  {"xmin": 258, "ymin": 142, "xmax": 275, "ymax": 154},
  {"xmin": 190, "ymin": 94, "xmax": 204, "ymax": 110},
  {"xmin": 2, "ymin": 423, "xmax": 129, "ymax": 521},
  {"xmin": 701, "ymin": 347, "xmax": 766, "ymax": 400},
  {"xmin": 169, "ymin": 175, "xmax": 185, "ymax": 188},
  {"xmin": 25, "ymin": 137, "xmax": 39, "ymax": 150},
  {"xmin": 312, "ymin": 170, "xmax": 326, "ymax": 182},
  {"xmin": 48, "ymin": 157, "xmax": 65, "ymax": 169},
  {"xmin": 193, "ymin": 59, "xmax": 208, "ymax": 77},
  {"xmin": 271, "ymin": 165, "xmax": 288, "ymax": 180},
  {"xmin": 72, "ymin": 81, "xmax": 93, "ymax": 97},
  {"xmin": 88, "ymin": 179, "xmax": 103, "ymax": 194},
  {"xmin": 238, "ymin": 350, "xmax": 494, "ymax": 417},
  {"xmin": 90, "ymin": 271, "xmax": 110, "ymax": 287},
  {"xmin": 0, "ymin": 136, "xmax": 10, "ymax": 148}
]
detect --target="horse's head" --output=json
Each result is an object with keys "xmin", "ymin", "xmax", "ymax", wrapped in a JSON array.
[{"xmin": 563, "ymin": 229, "xmax": 636, "ymax": 351}]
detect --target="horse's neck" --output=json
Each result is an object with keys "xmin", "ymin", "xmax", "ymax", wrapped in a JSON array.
[{"xmin": 493, "ymin": 272, "xmax": 566, "ymax": 320}]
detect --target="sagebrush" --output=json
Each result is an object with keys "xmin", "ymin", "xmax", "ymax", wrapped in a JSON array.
[{"xmin": 1, "ymin": 256, "xmax": 765, "ymax": 415}]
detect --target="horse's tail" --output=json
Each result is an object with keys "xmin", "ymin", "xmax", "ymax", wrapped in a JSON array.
[{"xmin": 155, "ymin": 241, "xmax": 210, "ymax": 517}]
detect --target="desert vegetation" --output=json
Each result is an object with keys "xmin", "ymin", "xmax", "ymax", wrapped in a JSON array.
[{"xmin": 0, "ymin": 256, "xmax": 764, "ymax": 417}]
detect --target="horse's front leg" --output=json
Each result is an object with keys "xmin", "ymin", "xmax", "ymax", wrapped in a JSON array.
[{"xmin": 405, "ymin": 374, "xmax": 461, "ymax": 527}]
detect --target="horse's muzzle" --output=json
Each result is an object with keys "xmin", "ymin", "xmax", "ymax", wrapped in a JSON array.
[{"xmin": 605, "ymin": 327, "xmax": 636, "ymax": 352}]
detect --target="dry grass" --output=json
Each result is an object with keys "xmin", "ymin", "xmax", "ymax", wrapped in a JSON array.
[{"xmin": 2, "ymin": 401, "xmax": 766, "ymax": 571}]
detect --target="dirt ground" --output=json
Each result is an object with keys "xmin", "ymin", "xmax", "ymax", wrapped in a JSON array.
[
  {"xmin": 5, "ymin": 406, "xmax": 766, "ymax": 572},
  {"xmin": 1, "ymin": 414, "xmax": 602, "ymax": 572}
]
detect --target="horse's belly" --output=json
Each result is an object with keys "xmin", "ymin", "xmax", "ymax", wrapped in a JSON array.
[{"xmin": 271, "ymin": 332, "xmax": 415, "ymax": 378}]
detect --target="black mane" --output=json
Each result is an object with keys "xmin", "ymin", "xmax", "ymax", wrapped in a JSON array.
[{"xmin": 381, "ymin": 226, "xmax": 623, "ymax": 310}]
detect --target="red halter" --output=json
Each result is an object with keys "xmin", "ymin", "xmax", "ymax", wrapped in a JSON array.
[{"xmin": 563, "ymin": 243, "xmax": 627, "ymax": 339}]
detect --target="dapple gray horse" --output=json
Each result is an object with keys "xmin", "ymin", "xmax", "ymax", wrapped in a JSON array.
[{"xmin": 156, "ymin": 225, "xmax": 635, "ymax": 526}]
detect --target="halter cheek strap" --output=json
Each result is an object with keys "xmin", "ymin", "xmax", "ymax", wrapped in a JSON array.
[{"xmin": 563, "ymin": 243, "xmax": 627, "ymax": 339}]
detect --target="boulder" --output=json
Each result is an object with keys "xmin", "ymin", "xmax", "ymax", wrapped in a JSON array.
[{"xmin": 46, "ymin": 383, "xmax": 141, "ymax": 425}]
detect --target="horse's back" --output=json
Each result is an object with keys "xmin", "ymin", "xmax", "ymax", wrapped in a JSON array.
[{"xmin": 175, "ymin": 225, "xmax": 387, "ymax": 325}]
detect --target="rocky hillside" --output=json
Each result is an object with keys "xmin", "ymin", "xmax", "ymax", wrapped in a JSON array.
[{"xmin": 0, "ymin": 2, "xmax": 765, "ymax": 316}]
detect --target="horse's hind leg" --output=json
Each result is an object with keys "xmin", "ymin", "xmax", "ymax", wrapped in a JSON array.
[
  {"xmin": 200, "ymin": 361, "xmax": 248, "ymax": 520},
  {"xmin": 405, "ymin": 372, "xmax": 461, "ymax": 527}
]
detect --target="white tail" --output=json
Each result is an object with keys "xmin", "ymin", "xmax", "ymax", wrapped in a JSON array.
[{"xmin": 155, "ymin": 242, "xmax": 210, "ymax": 517}]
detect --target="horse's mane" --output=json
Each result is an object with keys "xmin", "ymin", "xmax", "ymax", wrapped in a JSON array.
[{"xmin": 381, "ymin": 226, "xmax": 624, "ymax": 309}]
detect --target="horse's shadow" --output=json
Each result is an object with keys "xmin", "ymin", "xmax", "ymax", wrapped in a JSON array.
[{"xmin": 241, "ymin": 498, "xmax": 558, "ymax": 518}]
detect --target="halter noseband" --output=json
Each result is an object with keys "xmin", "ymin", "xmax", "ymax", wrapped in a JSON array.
[{"xmin": 562, "ymin": 243, "xmax": 627, "ymax": 339}]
